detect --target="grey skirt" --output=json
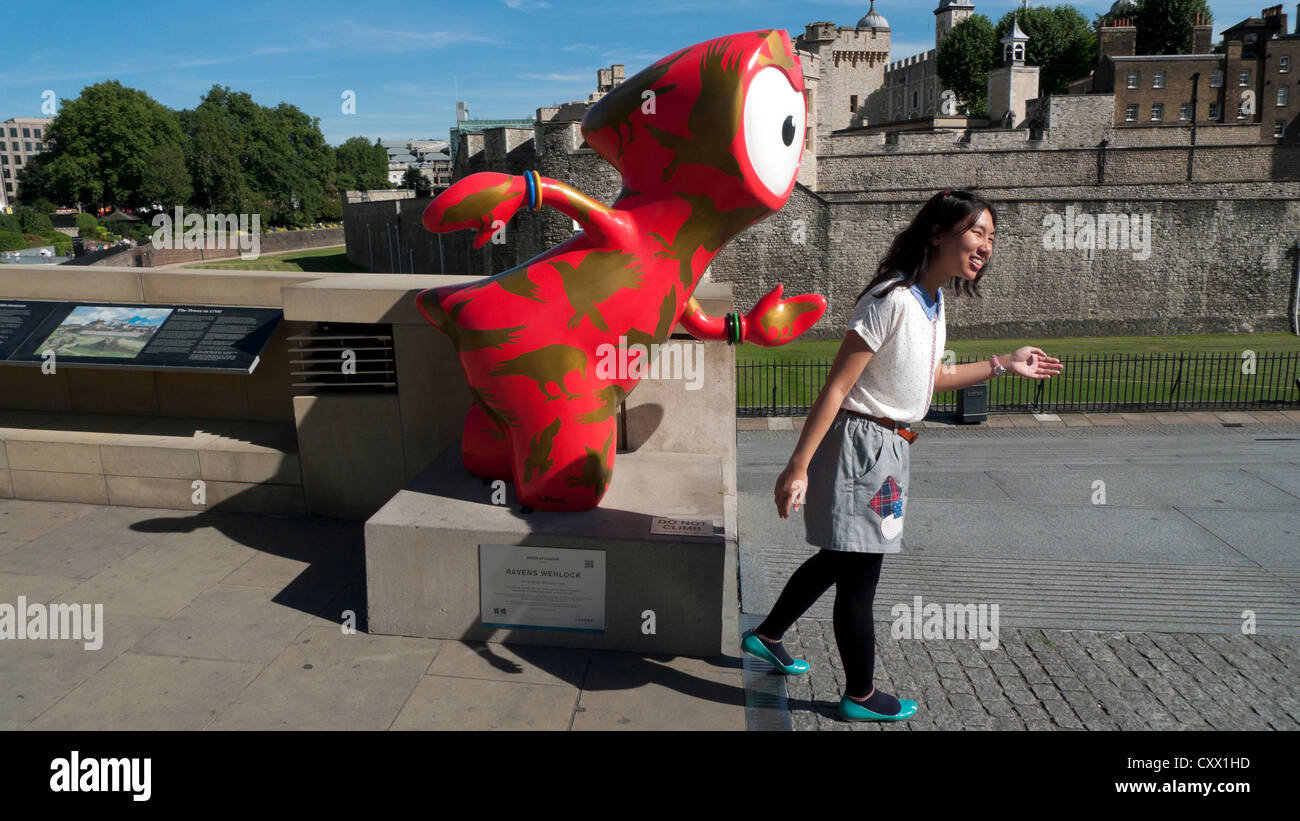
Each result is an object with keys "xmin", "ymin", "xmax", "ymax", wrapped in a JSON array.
[{"xmin": 803, "ymin": 409, "xmax": 910, "ymax": 553}]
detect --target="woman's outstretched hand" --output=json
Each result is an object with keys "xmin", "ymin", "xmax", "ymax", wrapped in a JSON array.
[
  {"xmin": 1008, "ymin": 346, "xmax": 1064, "ymax": 380},
  {"xmin": 775, "ymin": 463, "xmax": 808, "ymax": 518}
]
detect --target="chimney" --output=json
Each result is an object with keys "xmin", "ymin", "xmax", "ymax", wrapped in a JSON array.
[
  {"xmin": 1098, "ymin": 17, "xmax": 1137, "ymax": 69},
  {"xmin": 1261, "ymin": 4, "xmax": 1288, "ymax": 35},
  {"xmin": 1192, "ymin": 12, "xmax": 1212, "ymax": 52}
]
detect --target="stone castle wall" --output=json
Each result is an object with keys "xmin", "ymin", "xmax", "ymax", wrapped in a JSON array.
[
  {"xmin": 342, "ymin": 115, "xmax": 1300, "ymax": 340},
  {"xmin": 710, "ymin": 189, "xmax": 1300, "ymax": 339}
]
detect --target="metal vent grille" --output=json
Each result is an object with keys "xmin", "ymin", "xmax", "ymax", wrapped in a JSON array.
[{"xmin": 289, "ymin": 322, "xmax": 397, "ymax": 392}]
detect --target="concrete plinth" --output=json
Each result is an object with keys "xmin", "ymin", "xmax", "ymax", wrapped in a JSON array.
[{"xmin": 365, "ymin": 442, "xmax": 730, "ymax": 656}]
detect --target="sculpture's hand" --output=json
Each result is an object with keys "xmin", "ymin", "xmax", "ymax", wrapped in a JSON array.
[
  {"xmin": 744, "ymin": 285, "xmax": 827, "ymax": 347},
  {"xmin": 421, "ymin": 172, "xmax": 527, "ymax": 249}
]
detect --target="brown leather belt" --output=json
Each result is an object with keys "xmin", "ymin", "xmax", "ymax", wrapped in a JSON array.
[{"xmin": 844, "ymin": 409, "xmax": 918, "ymax": 443}]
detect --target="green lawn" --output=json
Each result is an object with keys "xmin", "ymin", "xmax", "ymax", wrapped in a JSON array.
[
  {"xmin": 737, "ymin": 333, "xmax": 1300, "ymax": 363},
  {"xmin": 182, "ymin": 246, "xmax": 365, "ymax": 273},
  {"xmin": 737, "ymin": 333, "xmax": 1300, "ymax": 412}
]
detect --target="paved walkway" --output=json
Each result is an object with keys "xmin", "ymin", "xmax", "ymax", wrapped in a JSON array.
[
  {"xmin": 0, "ymin": 503, "xmax": 743, "ymax": 730},
  {"xmin": 740, "ymin": 410, "xmax": 1300, "ymax": 730},
  {"xmin": 2, "ymin": 409, "xmax": 1296, "ymax": 730}
]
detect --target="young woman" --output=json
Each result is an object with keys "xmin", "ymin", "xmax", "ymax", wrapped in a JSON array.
[{"xmin": 741, "ymin": 190, "xmax": 1063, "ymax": 722}]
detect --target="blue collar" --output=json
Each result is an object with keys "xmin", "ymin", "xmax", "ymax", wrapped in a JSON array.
[{"xmin": 909, "ymin": 282, "xmax": 942, "ymax": 322}]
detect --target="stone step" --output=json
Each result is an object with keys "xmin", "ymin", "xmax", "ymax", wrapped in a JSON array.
[{"xmin": 0, "ymin": 410, "xmax": 304, "ymax": 516}]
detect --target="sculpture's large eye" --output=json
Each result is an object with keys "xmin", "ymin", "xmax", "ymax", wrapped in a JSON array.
[{"xmin": 742, "ymin": 67, "xmax": 805, "ymax": 196}]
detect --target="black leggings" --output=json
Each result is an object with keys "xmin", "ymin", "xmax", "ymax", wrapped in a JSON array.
[{"xmin": 756, "ymin": 549, "xmax": 885, "ymax": 699}]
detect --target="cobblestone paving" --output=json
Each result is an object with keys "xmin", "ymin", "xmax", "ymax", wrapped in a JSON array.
[{"xmin": 779, "ymin": 619, "xmax": 1300, "ymax": 731}]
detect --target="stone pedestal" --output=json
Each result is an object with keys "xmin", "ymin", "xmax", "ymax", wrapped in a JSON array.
[{"xmin": 365, "ymin": 443, "xmax": 730, "ymax": 656}]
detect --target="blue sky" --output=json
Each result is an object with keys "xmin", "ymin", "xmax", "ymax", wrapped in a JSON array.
[{"xmin": 0, "ymin": 0, "xmax": 1264, "ymax": 146}]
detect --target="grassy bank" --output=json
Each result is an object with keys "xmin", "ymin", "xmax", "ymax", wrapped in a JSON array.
[{"xmin": 182, "ymin": 246, "xmax": 364, "ymax": 273}]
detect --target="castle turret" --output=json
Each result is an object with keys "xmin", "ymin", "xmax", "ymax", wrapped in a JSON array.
[
  {"xmin": 987, "ymin": 14, "xmax": 1040, "ymax": 128},
  {"xmin": 935, "ymin": 0, "xmax": 974, "ymax": 49}
]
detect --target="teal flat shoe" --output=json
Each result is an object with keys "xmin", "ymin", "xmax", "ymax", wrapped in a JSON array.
[
  {"xmin": 741, "ymin": 630, "xmax": 810, "ymax": 675},
  {"xmin": 838, "ymin": 695, "xmax": 918, "ymax": 722}
]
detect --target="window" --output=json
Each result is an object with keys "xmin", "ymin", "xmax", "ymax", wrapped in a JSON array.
[
  {"xmin": 9, "ymin": 142, "xmax": 16, "ymax": 151},
  {"xmin": 1209, "ymin": 101, "xmax": 1221, "ymax": 119},
  {"xmin": 23, "ymin": 142, "xmax": 31, "ymax": 151},
  {"xmin": 1279, "ymin": 87, "xmax": 1289, "ymax": 107},
  {"xmin": 1151, "ymin": 103, "xmax": 1164, "ymax": 121},
  {"xmin": 1180, "ymin": 102, "xmax": 1193, "ymax": 120},
  {"xmin": 6, "ymin": 128, "xmax": 14, "ymax": 137},
  {"xmin": 850, "ymin": 94, "xmax": 858, "ymax": 113},
  {"xmin": 1277, "ymin": 119, "xmax": 1287, "ymax": 137},
  {"xmin": 1239, "ymin": 69, "xmax": 1251, "ymax": 86},
  {"xmin": 21, "ymin": 128, "xmax": 29, "ymax": 138},
  {"xmin": 4, "ymin": 183, "xmax": 12, "ymax": 193},
  {"xmin": 912, "ymin": 90, "xmax": 918, "ymax": 108},
  {"xmin": 1153, "ymin": 71, "xmax": 1165, "ymax": 89},
  {"xmin": 1127, "ymin": 71, "xmax": 1140, "ymax": 89},
  {"xmin": 2, "ymin": 169, "xmax": 8, "ymax": 178},
  {"xmin": 0, "ymin": 155, "xmax": 6, "ymax": 164},
  {"xmin": 1125, "ymin": 103, "xmax": 1139, "ymax": 121},
  {"xmin": 928, "ymin": 86, "xmax": 934, "ymax": 102},
  {"xmin": 34, "ymin": 142, "xmax": 42, "ymax": 150},
  {"xmin": 1282, "ymin": 56, "xmax": 1291, "ymax": 73},
  {"xmin": 33, "ymin": 129, "xmax": 40, "ymax": 138},
  {"xmin": 1210, "ymin": 70, "xmax": 1223, "ymax": 87}
]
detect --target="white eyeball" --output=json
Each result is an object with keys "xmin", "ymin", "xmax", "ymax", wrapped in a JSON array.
[{"xmin": 742, "ymin": 66, "xmax": 805, "ymax": 196}]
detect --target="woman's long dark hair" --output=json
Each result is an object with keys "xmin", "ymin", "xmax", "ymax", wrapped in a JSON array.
[{"xmin": 856, "ymin": 190, "xmax": 996, "ymax": 304}]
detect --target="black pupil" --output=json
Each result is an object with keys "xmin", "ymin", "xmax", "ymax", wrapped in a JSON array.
[{"xmin": 782, "ymin": 115, "xmax": 795, "ymax": 146}]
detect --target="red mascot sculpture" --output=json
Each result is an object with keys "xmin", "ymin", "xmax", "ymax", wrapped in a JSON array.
[{"xmin": 417, "ymin": 29, "xmax": 827, "ymax": 511}]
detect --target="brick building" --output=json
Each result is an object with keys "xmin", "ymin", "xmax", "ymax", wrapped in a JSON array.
[
  {"xmin": 1070, "ymin": 5, "xmax": 1300, "ymax": 143},
  {"xmin": 0, "ymin": 116, "xmax": 53, "ymax": 211}
]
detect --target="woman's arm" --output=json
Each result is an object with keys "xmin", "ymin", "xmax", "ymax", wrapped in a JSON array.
[
  {"xmin": 932, "ymin": 347, "xmax": 1064, "ymax": 393},
  {"xmin": 774, "ymin": 331, "xmax": 874, "ymax": 518}
]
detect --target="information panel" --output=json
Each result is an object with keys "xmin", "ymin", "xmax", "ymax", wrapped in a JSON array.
[
  {"xmin": 0, "ymin": 300, "xmax": 282, "ymax": 374},
  {"xmin": 479, "ymin": 544, "xmax": 606, "ymax": 634}
]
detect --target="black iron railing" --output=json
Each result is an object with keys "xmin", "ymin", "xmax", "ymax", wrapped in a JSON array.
[{"xmin": 736, "ymin": 351, "xmax": 1300, "ymax": 417}]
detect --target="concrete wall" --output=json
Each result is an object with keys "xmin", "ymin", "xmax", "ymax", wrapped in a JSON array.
[{"xmin": 0, "ymin": 266, "xmax": 339, "ymax": 421}]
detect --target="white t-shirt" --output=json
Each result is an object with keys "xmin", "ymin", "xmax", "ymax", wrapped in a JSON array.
[{"xmin": 842, "ymin": 276, "xmax": 946, "ymax": 424}]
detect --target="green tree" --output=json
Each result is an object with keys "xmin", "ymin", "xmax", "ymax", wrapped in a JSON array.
[
  {"xmin": 14, "ymin": 155, "xmax": 52, "ymax": 205},
  {"xmin": 1133, "ymin": 0, "xmax": 1212, "ymax": 55},
  {"xmin": 1099, "ymin": 0, "xmax": 1213, "ymax": 55},
  {"xmin": 178, "ymin": 100, "xmax": 256, "ymax": 214},
  {"xmin": 180, "ymin": 86, "xmax": 335, "ymax": 227},
  {"xmin": 37, "ymin": 81, "xmax": 192, "ymax": 211},
  {"xmin": 335, "ymin": 137, "xmax": 390, "ymax": 191},
  {"xmin": 937, "ymin": 14, "xmax": 1000, "ymax": 117},
  {"xmin": 994, "ymin": 6, "xmax": 1097, "ymax": 96},
  {"xmin": 401, "ymin": 166, "xmax": 432, "ymax": 197},
  {"xmin": 15, "ymin": 205, "xmax": 53, "ymax": 235}
]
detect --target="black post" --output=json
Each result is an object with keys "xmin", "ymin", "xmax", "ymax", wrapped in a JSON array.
[{"xmin": 1188, "ymin": 72, "xmax": 1200, "ymax": 181}]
